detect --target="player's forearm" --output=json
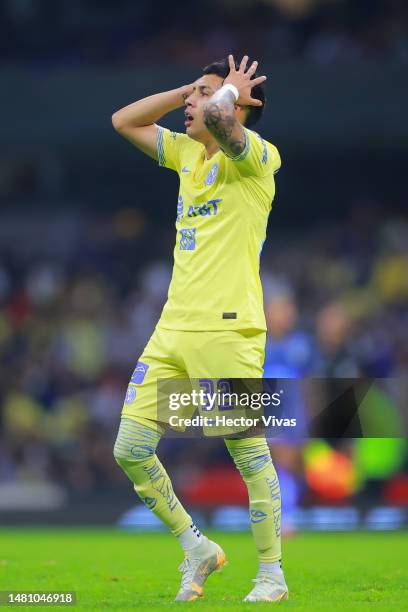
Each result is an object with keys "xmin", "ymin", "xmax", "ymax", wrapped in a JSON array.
[
  {"xmin": 112, "ymin": 86, "xmax": 190, "ymax": 130},
  {"xmin": 203, "ymin": 89, "xmax": 246, "ymax": 157}
]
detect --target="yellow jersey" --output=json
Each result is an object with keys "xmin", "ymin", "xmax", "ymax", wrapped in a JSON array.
[{"xmin": 155, "ymin": 124, "xmax": 281, "ymax": 331}]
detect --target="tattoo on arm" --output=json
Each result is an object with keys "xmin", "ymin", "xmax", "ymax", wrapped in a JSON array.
[{"xmin": 203, "ymin": 91, "xmax": 246, "ymax": 157}]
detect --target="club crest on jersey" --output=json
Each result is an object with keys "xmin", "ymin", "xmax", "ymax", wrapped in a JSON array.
[
  {"xmin": 131, "ymin": 361, "xmax": 149, "ymax": 384},
  {"xmin": 180, "ymin": 228, "xmax": 196, "ymax": 250},
  {"xmin": 205, "ymin": 162, "xmax": 218, "ymax": 186}
]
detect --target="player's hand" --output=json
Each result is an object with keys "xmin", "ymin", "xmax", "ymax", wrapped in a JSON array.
[
  {"xmin": 223, "ymin": 55, "xmax": 266, "ymax": 107},
  {"xmin": 181, "ymin": 83, "xmax": 194, "ymax": 105}
]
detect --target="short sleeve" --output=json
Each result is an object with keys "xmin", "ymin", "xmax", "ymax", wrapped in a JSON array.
[
  {"xmin": 223, "ymin": 127, "xmax": 281, "ymax": 178},
  {"xmin": 156, "ymin": 125, "xmax": 188, "ymax": 173}
]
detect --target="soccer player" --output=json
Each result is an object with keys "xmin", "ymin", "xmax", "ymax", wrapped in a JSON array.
[{"xmin": 111, "ymin": 54, "xmax": 288, "ymax": 602}]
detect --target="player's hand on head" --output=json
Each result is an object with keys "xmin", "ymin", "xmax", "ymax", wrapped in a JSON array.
[
  {"xmin": 223, "ymin": 54, "xmax": 266, "ymax": 107},
  {"xmin": 181, "ymin": 83, "xmax": 195, "ymax": 104}
]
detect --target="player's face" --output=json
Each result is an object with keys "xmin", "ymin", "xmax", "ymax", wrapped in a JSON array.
[{"xmin": 183, "ymin": 74, "xmax": 225, "ymax": 141}]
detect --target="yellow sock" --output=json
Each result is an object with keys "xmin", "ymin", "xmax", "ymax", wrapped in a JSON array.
[
  {"xmin": 225, "ymin": 436, "xmax": 281, "ymax": 563},
  {"xmin": 114, "ymin": 418, "xmax": 192, "ymax": 536}
]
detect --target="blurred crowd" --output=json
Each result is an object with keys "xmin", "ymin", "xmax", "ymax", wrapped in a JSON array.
[
  {"xmin": 1, "ymin": 0, "xmax": 407, "ymax": 66},
  {"xmin": 0, "ymin": 203, "xmax": 407, "ymax": 505}
]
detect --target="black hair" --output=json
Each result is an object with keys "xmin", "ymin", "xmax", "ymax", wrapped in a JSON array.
[{"xmin": 202, "ymin": 57, "xmax": 266, "ymax": 128}]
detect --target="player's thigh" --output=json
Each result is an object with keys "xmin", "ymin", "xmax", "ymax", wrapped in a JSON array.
[
  {"xmin": 181, "ymin": 330, "xmax": 266, "ymax": 437},
  {"xmin": 121, "ymin": 326, "xmax": 187, "ymax": 426},
  {"xmin": 185, "ymin": 329, "xmax": 266, "ymax": 378}
]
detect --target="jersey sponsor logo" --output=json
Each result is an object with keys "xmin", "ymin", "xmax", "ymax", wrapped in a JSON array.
[
  {"xmin": 124, "ymin": 385, "xmax": 137, "ymax": 404},
  {"xmin": 178, "ymin": 198, "xmax": 222, "ymax": 221},
  {"xmin": 205, "ymin": 162, "xmax": 219, "ymax": 186},
  {"xmin": 131, "ymin": 361, "xmax": 149, "ymax": 384},
  {"xmin": 181, "ymin": 166, "xmax": 190, "ymax": 173},
  {"xmin": 250, "ymin": 509, "xmax": 268, "ymax": 523},
  {"xmin": 180, "ymin": 228, "xmax": 196, "ymax": 250}
]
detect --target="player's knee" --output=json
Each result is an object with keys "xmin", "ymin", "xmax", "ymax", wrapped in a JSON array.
[
  {"xmin": 113, "ymin": 440, "xmax": 155, "ymax": 469},
  {"xmin": 113, "ymin": 418, "xmax": 160, "ymax": 468},
  {"xmin": 225, "ymin": 437, "xmax": 272, "ymax": 480}
]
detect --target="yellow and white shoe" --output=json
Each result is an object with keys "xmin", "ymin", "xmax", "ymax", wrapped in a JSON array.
[
  {"xmin": 244, "ymin": 571, "xmax": 289, "ymax": 602},
  {"xmin": 175, "ymin": 536, "xmax": 227, "ymax": 601}
]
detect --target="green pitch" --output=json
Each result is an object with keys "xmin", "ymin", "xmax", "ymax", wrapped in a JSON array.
[{"xmin": 1, "ymin": 529, "xmax": 408, "ymax": 610}]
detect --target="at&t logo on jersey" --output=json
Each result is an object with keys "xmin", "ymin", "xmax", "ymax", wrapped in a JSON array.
[{"xmin": 176, "ymin": 198, "xmax": 222, "ymax": 220}]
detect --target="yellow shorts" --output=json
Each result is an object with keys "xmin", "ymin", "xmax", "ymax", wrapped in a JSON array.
[{"xmin": 121, "ymin": 325, "xmax": 266, "ymax": 435}]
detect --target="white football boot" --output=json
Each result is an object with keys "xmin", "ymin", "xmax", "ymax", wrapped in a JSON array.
[
  {"xmin": 175, "ymin": 536, "xmax": 227, "ymax": 601},
  {"xmin": 244, "ymin": 570, "xmax": 288, "ymax": 602}
]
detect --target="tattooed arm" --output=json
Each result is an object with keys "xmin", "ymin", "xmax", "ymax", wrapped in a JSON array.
[
  {"xmin": 203, "ymin": 89, "xmax": 247, "ymax": 158},
  {"xmin": 203, "ymin": 54, "xmax": 267, "ymax": 158}
]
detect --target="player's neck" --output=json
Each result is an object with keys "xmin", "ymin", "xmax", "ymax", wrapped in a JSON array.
[{"xmin": 204, "ymin": 141, "xmax": 220, "ymax": 161}]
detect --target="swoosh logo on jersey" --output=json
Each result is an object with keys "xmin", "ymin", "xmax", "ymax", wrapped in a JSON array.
[{"xmin": 181, "ymin": 166, "xmax": 191, "ymax": 173}]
